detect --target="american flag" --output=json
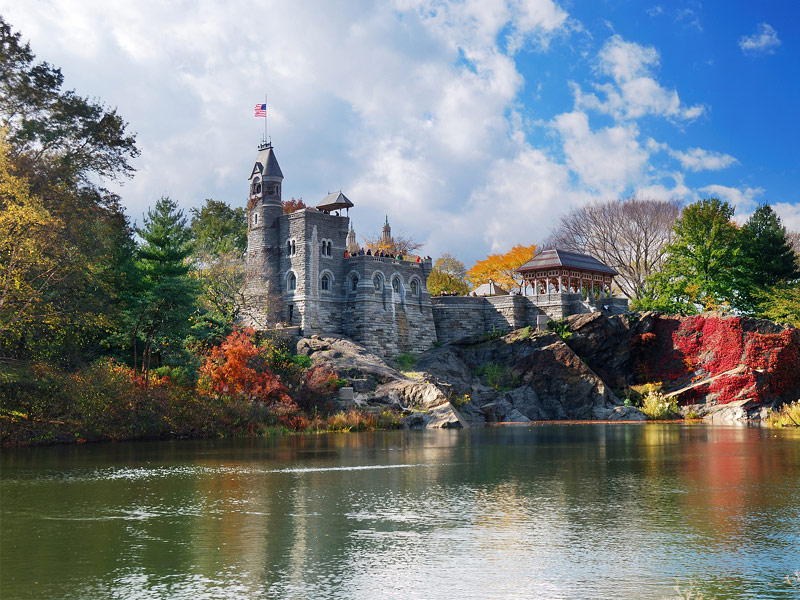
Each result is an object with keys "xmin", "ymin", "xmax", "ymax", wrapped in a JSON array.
[{"xmin": 254, "ymin": 103, "xmax": 266, "ymax": 117}]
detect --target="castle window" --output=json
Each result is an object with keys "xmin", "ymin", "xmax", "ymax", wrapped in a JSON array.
[
  {"xmin": 252, "ymin": 177, "xmax": 262, "ymax": 196},
  {"xmin": 410, "ymin": 280, "xmax": 419, "ymax": 296},
  {"xmin": 392, "ymin": 278, "xmax": 400, "ymax": 293},
  {"xmin": 327, "ymin": 241, "xmax": 332, "ymax": 256},
  {"xmin": 373, "ymin": 274, "xmax": 383, "ymax": 291},
  {"xmin": 351, "ymin": 275, "xmax": 359, "ymax": 292},
  {"xmin": 291, "ymin": 240, "xmax": 296, "ymax": 256},
  {"xmin": 253, "ymin": 213, "xmax": 258, "ymax": 226},
  {"xmin": 321, "ymin": 274, "xmax": 330, "ymax": 291},
  {"xmin": 286, "ymin": 240, "xmax": 292, "ymax": 256},
  {"xmin": 288, "ymin": 272, "xmax": 296, "ymax": 291}
]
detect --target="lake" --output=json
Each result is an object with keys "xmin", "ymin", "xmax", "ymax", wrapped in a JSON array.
[{"xmin": 1, "ymin": 424, "xmax": 799, "ymax": 599}]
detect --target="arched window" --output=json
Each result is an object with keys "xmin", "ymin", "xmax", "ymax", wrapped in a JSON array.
[
  {"xmin": 321, "ymin": 274, "xmax": 330, "ymax": 291},
  {"xmin": 286, "ymin": 240, "xmax": 292, "ymax": 256},
  {"xmin": 291, "ymin": 240, "xmax": 296, "ymax": 256},
  {"xmin": 410, "ymin": 280, "xmax": 419, "ymax": 296},
  {"xmin": 327, "ymin": 241, "xmax": 332, "ymax": 256},
  {"xmin": 287, "ymin": 272, "xmax": 296, "ymax": 291},
  {"xmin": 252, "ymin": 177, "xmax": 262, "ymax": 195},
  {"xmin": 351, "ymin": 275, "xmax": 359, "ymax": 292},
  {"xmin": 373, "ymin": 274, "xmax": 383, "ymax": 291},
  {"xmin": 392, "ymin": 278, "xmax": 400, "ymax": 293}
]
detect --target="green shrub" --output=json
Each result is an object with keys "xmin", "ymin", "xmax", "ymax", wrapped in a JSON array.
[
  {"xmin": 548, "ymin": 318, "xmax": 572, "ymax": 341},
  {"xmin": 396, "ymin": 353, "xmax": 417, "ymax": 371},
  {"xmin": 451, "ymin": 393, "xmax": 471, "ymax": 409}
]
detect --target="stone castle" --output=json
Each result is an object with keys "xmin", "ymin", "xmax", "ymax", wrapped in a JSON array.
[{"xmin": 243, "ymin": 142, "xmax": 627, "ymax": 357}]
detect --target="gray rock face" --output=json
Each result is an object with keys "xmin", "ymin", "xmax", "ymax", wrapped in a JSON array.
[
  {"xmin": 294, "ymin": 329, "xmax": 647, "ymax": 427},
  {"xmin": 417, "ymin": 330, "xmax": 646, "ymax": 423},
  {"xmin": 295, "ymin": 334, "xmax": 456, "ymax": 428}
]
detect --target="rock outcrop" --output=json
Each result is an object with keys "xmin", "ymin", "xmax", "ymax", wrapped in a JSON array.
[
  {"xmin": 294, "ymin": 311, "xmax": 798, "ymax": 426},
  {"xmin": 296, "ymin": 335, "xmax": 461, "ymax": 428}
]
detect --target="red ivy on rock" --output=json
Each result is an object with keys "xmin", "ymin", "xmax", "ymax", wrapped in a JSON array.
[{"xmin": 636, "ymin": 315, "xmax": 800, "ymax": 406}]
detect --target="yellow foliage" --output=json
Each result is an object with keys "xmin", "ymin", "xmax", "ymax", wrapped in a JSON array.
[
  {"xmin": 0, "ymin": 131, "xmax": 69, "ymax": 337},
  {"xmin": 466, "ymin": 244, "xmax": 536, "ymax": 292}
]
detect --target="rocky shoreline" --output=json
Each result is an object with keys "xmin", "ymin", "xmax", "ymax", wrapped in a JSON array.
[{"xmin": 295, "ymin": 311, "xmax": 800, "ymax": 429}]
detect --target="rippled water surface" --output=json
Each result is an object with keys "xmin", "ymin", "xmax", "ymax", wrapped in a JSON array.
[{"xmin": 2, "ymin": 425, "xmax": 799, "ymax": 599}]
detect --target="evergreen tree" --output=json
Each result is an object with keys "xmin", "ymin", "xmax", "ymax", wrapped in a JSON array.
[
  {"xmin": 644, "ymin": 199, "xmax": 739, "ymax": 313},
  {"xmin": 734, "ymin": 204, "xmax": 799, "ymax": 313},
  {"xmin": 130, "ymin": 197, "xmax": 198, "ymax": 384}
]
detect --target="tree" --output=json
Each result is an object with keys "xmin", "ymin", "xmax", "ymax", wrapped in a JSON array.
[
  {"xmin": 642, "ymin": 199, "xmax": 739, "ymax": 313},
  {"xmin": 362, "ymin": 233, "xmax": 423, "ymax": 257},
  {"xmin": 466, "ymin": 244, "xmax": 536, "ymax": 293},
  {"xmin": 427, "ymin": 253, "xmax": 469, "ymax": 296},
  {"xmin": 0, "ymin": 19, "xmax": 139, "ymax": 364},
  {"xmin": 757, "ymin": 285, "xmax": 800, "ymax": 327},
  {"xmin": 734, "ymin": 204, "xmax": 799, "ymax": 313},
  {"xmin": 129, "ymin": 197, "xmax": 198, "ymax": 386},
  {"xmin": 282, "ymin": 197, "xmax": 307, "ymax": 214},
  {"xmin": 544, "ymin": 197, "xmax": 680, "ymax": 299},
  {"xmin": 189, "ymin": 199, "xmax": 246, "ymax": 256},
  {"xmin": 0, "ymin": 17, "xmax": 139, "ymax": 184}
]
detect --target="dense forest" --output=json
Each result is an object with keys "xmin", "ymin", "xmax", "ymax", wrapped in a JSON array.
[{"xmin": 1, "ymin": 18, "xmax": 798, "ymax": 444}]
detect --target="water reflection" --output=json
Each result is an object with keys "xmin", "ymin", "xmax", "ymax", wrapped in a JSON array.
[{"xmin": 2, "ymin": 426, "xmax": 799, "ymax": 599}]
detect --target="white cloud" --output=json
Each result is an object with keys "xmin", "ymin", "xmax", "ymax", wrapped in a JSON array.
[
  {"xmin": 553, "ymin": 110, "xmax": 649, "ymax": 194},
  {"xmin": 739, "ymin": 23, "xmax": 781, "ymax": 55},
  {"xmin": 698, "ymin": 184, "xmax": 764, "ymax": 216},
  {"xmin": 669, "ymin": 147, "xmax": 738, "ymax": 172},
  {"xmin": 573, "ymin": 35, "xmax": 705, "ymax": 122},
  {"xmin": 773, "ymin": 203, "xmax": 800, "ymax": 232}
]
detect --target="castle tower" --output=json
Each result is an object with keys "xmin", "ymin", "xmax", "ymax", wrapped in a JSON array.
[
  {"xmin": 244, "ymin": 142, "xmax": 284, "ymax": 327},
  {"xmin": 381, "ymin": 215, "xmax": 392, "ymax": 247},
  {"xmin": 347, "ymin": 224, "xmax": 359, "ymax": 254}
]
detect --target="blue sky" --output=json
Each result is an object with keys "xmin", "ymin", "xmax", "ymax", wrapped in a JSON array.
[{"xmin": 1, "ymin": 0, "xmax": 797, "ymax": 264}]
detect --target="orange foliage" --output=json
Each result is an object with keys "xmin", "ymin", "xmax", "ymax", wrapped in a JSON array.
[
  {"xmin": 466, "ymin": 244, "xmax": 536, "ymax": 292},
  {"xmin": 199, "ymin": 328, "xmax": 294, "ymax": 408},
  {"xmin": 282, "ymin": 197, "xmax": 307, "ymax": 214}
]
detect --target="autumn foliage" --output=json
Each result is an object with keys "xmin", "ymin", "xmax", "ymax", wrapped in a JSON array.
[
  {"xmin": 199, "ymin": 328, "xmax": 295, "ymax": 411},
  {"xmin": 636, "ymin": 314, "xmax": 800, "ymax": 406},
  {"xmin": 466, "ymin": 244, "xmax": 536, "ymax": 293}
]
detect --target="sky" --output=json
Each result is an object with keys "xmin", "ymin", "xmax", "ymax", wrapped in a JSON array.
[{"xmin": 2, "ymin": 0, "xmax": 798, "ymax": 264}]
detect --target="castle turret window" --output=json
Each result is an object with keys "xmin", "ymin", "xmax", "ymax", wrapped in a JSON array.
[
  {"xmin": 373, "ymin": 274, "xmax": 383, "ymax": 291},
  {"xmin": 392, "ymin": 278, "xmax": 400, "ymax": 293},
  {"xmin": 351, "ymin": 275, "xmax": 359, "ymax": 291},
  {"xmin": 321, "ymin": 274, "xmax": 330, "ymax": 291},
  {"xmin": 253, "ymin": 213, "xmax": 258, "ymax": 226},
  {"xmin": 288, "ymin": 272, "xmax": 296, "ymax": 290},
  {"xmin": 410, "ymin": 280, "xmax": 419, "ymax": 296}
]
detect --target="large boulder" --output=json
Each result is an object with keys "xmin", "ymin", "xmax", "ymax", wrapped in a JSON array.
[{"xmin": 295, "ymin": 334, "xmax": 459, "ymax": 428}]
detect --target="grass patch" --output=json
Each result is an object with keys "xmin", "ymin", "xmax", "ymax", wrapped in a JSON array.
[
  {"xmin": 766, "ymin": 400, "xmax": 800, "ymax": 428},
  {"xmin": 395, "ymin": 353, "xmax": 417, "ymax": 371},
  {"xmin": 474, "ymin": 362, "xmax": 519, "ymax": 391},
  {"xmin": 640, "ymin": 389, "xmax": 680, "ymax": 420}
]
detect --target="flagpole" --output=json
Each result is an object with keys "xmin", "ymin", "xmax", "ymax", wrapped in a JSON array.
[{"xmin": 264, "ymin": 92, "xmax": 268, "ymax": 145}]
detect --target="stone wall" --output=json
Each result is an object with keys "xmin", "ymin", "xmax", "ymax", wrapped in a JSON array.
[
  {"xmin": 431, "ymin": 293, "xmax": 629, "ymax": 344},
  {"xmin": 431, "ymin": 296, "xmax": 546, "ymax": 344},
  {"xmin": 341, "ymin": 255, "xmax": 437, "ymax": 357}
]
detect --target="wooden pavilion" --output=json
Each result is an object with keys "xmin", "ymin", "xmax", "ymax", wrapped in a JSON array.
[{"xmin": 517, "ymin": 249, "xmax": 617, "ymax": 297}]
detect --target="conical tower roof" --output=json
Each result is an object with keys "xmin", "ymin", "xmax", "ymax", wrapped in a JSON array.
[{"xmin": 250, "ymin": 143, "xmax": 283, "ymax": 180}]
